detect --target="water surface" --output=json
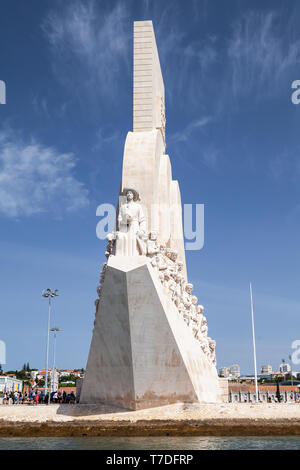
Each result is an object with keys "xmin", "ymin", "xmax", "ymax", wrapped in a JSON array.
[{"xmin": 0, "ymin": 436, "xmax": 300, "ymax": 450}]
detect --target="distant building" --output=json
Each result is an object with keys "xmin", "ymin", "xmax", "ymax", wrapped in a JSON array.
[
  {"xmin": 219, "ymin": 367, "xmax": 229, "ymax": 377},
  {"xmin": 30, "ymin": 370, "xmax": 39, "ymax": 380},
  {"xmin": 58, "ymin": 369, "xmax": 73, "ymax": 377},
  {"xmin": 229, "ymin": 382, "xmax": 300, "ymax": 403},
  {"xmin": 280, "ymin": 363, "xmax": 291, "ymax": 373},
  {"xmin": 261, "ymin": 365, "xmax": 272, "ymax": 375},
  {"xmin": 239, "ymin": 375, "xmax": 256, "ymax": 381},
  {"xmin": 0, "ymin": 376, "xmax": 23, "ymax": 393},
  {"xmin": 229, "ymin": 364, "xmax": 240, "ymax": 378},
  {"xmin": 219, "ymin": 364, "xmax": 240, "ymax": 379}
]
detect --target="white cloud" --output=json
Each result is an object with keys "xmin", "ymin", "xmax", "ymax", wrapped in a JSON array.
[
  {"xmin": 0, "ymin": 129, "xmax": 89, "ymax": 217},
  {"xmin": 42, "ymin": 0, "xmax": 130, "ymax": 99}
]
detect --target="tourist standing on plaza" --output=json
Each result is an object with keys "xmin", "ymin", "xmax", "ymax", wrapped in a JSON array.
[
  {"xmin": 3, "ymin": 392, "xmax": 8, "ymax": 405},
  {"xmin": 70, "ymin": 391, "xmax": 76, "ymax": 404},
  {"xmin": 13, "ymin": 391, "xmax": 18, "ymax": 404}
]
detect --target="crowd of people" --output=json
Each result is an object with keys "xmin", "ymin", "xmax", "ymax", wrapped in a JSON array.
[{"xmin": 1, "ymin": 389, "xmax": 76, "ymax": 405}]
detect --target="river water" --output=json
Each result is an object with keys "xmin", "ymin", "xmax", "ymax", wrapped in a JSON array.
[{"xmin": 0, "ymin": 436, "xmax": 300, "ymax": 450}]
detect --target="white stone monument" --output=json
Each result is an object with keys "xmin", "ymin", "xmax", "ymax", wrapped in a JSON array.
[{"xmin": 80, "ymin": 21, "xmax": 221, "ymax": 409}]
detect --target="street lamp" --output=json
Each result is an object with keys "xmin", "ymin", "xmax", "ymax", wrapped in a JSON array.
[
  {"xmin": 42, "ymin": 289, "xmax": 59, "ymax": 398},
  {"xmin": 288, "ymin": 355, "xmax": 293, "ymax": 383},
  {"xmin": 50, "ymin": 326, "xmax": 61, "ymax": 393},
  {"xmin": 281, "ymin": 358, "xmax": 286, "ymax": 382},
  {"xmin": 249, "ymin": 283, "xmax": 258, "ymax": 403}
]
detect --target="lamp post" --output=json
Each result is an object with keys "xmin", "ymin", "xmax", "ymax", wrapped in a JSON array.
[
  {"xmin": 249, "ymin": 282, "xmax": 258, "ymax": 403},
  {"xmin": 281, "ymin": 358, "xmax": 287, "ymax": 383},
  {"xmin": 289, "ymin": 355, "xmax": 293, "ymax": 387},
  {"xmin": 50, "ymin": 326, "xmax": 60, "ymax": 393},
  {"xmin": 42, "ymin": 289, "xmax": 58, "ymax": 399}
]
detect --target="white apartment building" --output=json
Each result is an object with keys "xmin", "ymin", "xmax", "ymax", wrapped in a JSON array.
[
  {"xmin": 229, "ymin": 364, "xmax": 240, "ymax": 378},
  {"xmin": 219, "ymin": 367, "xmax": 229, "ymax": 377},
  {"xmin": 261, "ymin": 365, "xmax": 272, "ymax": 375},
  {"xmin": 0, "ymin": 376, "xmax": 23, "ymax": 393},
  {"xmin": 280, "ymin": 363, "xmax": 291, "ymax": 373}
]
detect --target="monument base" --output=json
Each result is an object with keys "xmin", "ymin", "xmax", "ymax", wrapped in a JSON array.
[{"xmin": 80, "ymin": 256, "xmax": 221, "ymax": 410}]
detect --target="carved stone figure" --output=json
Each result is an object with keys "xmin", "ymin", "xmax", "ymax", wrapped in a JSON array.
[
  {"xmin": 200, "ymin": 316, "xmax": 208, "ymax": 337},
  {"xmin": 182, "ymin": 283, "xmax": 193, "ymax": 311},
  {"xmin": 99, "ymin": 262, "xmax": 107, "ymax": 284},
  {"xmin": 157, "ymin": 244, "xmax": 168, "ymax": 271},
  {"xmin": 185, "ymin": 283, "xmax": 193, "ymax": 296},
  {"xmin": 166, "ymin": 250, "xmax": 178, "ymax": 276},
  {"xmin": 147, "ymin": 231, "xmax": 160, "ymax": 267},
  {"xmin": 189, "ymin": 296, "xmax": 198, "ymax": 323},
  {"xmin": 115, "ymin": 188, "xmax": 147, "ymax": 256},
  {"xmin": 173, "ymin": 273, "xmax": 183, "ymax": 307},
  {"xmin": 208, "ymin": 338, "xmax": 217, "ymax": 365},
  {"xmin": 105, "ymin": 232, "xmax": 116, "ymax": 258}
]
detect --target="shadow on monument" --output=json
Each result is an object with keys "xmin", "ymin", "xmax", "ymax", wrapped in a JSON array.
[{"xmin": 55, "ymin": 403, "xmax": 133, "ymax": 417}]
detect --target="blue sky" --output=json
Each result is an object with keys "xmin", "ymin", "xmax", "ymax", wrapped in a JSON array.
[{"xmin": 0, "ymin": 0, "xmax": 300, "ymax": 374}]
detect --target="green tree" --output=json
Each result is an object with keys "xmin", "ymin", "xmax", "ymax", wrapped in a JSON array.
[
  {"xmin": 276, "ymin": 379, "xmax": 281, "ymax": 402},
  {"xmin": 16, "ymin": 370, "xmax": 27, "ymax": 380},
  {"xmin": 35, "ymin": 377, "xmax": 45, "ymax": 387},
  {"xmin": 59, "ymin": 374, "xmax": 77, "ymax": 383}
]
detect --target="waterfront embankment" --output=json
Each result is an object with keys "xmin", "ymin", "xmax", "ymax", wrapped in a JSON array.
[{"xmin": 1, "ymin": 403, "xmax": 300, "ymax": 437}]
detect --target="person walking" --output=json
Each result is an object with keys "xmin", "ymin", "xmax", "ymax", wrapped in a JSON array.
[
  {"xmin": 34, "ymin": 392, "xmax": 39, "ymax": 405},
  {"xmin": 13, "ymin": 391, "xmax": 19, "ymax": 405},
  {"xmin": 3, "ymin": 392, "xmax": 8, "ymax": 405}
]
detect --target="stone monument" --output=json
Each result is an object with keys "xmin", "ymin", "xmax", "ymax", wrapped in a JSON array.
[{"xmin": 80, "ymin": 21, "xmax": 221, "ymax": 409}]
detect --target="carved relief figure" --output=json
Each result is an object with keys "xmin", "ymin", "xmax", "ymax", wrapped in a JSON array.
[
  {"xmin": 147, "ymin": 231, "xmax": 160, "ymax": 267},
  {"xmin": 115, "ymin": 188, "xmax": 147, "ymax": 256}
]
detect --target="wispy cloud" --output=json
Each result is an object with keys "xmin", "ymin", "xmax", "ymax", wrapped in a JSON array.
[
  {"xmin": 0, "ymin": 129, "xmax": 89, "ymax": 217},
  {"xmin": 201, "ymin": 146, "xmax": 219, "ymax": 170},
  {"xmin": 42, "ymin": 0, "xmax": 130, "ymax": 100},
  {"xmin": 169, "ymin": 117, "xmax": 219, "ymax": 171},
  {"xmin": 32, "ymin": 95, "xmax": 50, "ymax": 118},
  {"xmin": 162, "ymin": 36, "xmax": 217, "ymax": 105},
  {"xmin": 93, "ymin": 126, "xmax": 122, "ymax": 151},
  {"xmin": 228, "ymin": 11, "xmax": 300, "ymax": 99},
  {"xmin": 143, "ymin": 4, "xmax": 218, "ymax": 107},
  {"xmin": 170, "ymin": 117, "xmax": 212, "ymax": 143}
]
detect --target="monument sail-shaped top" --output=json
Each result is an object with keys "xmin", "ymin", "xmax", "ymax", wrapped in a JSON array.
[{"xmin": 133, "ymin": 21, "xmax": 165, "ymax": 146}]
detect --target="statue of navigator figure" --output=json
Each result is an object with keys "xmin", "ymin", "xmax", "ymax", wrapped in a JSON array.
[{"xmin": 115, "ymin": 188, "xmax": 147, "ymax": 256}]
